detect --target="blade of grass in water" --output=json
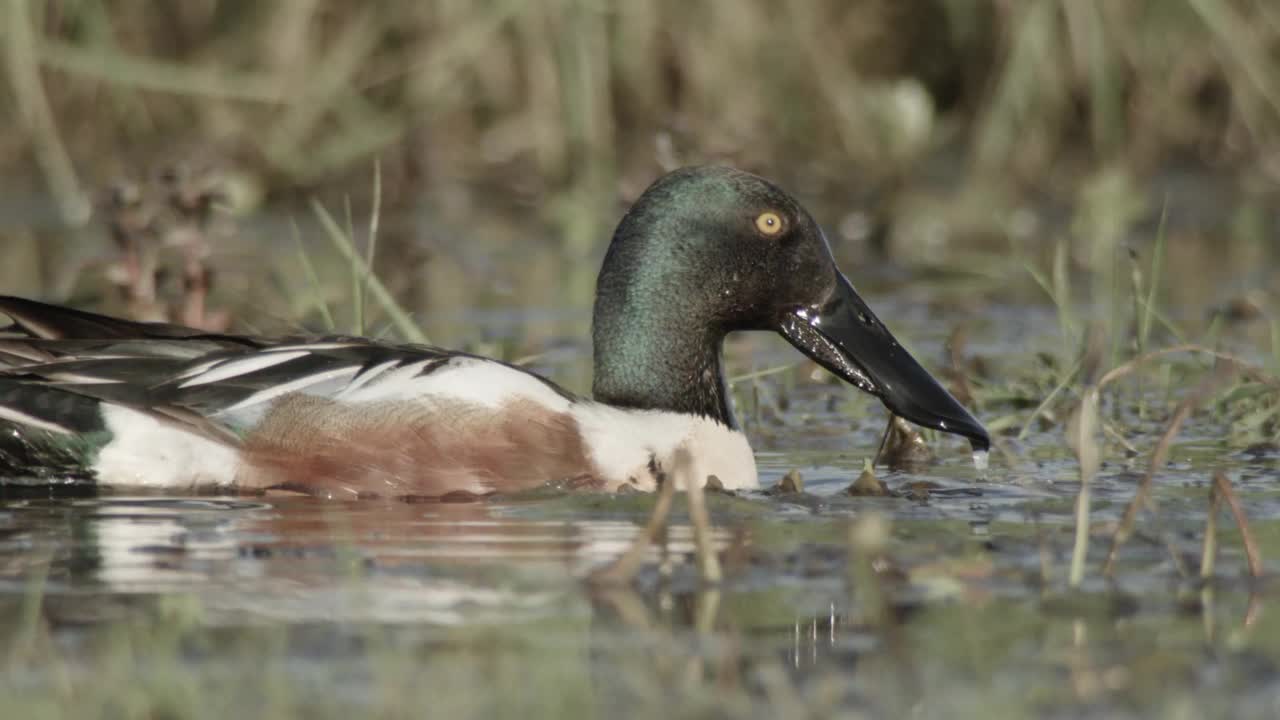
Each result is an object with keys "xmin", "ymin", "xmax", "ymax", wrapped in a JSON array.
[
  {"xmin": 1051, "ymin": 239, "xmax": 1076, "ymax": 351},
  {"xmin": 344, "ymin": 195, "xmax": 362, "ymax": 336},
  {"xmin": 1134, "ymin": 298, "xmax": 1188, "ymax": 345},
  {"xmin": 310, "ymin": 198, "xmax": 429, "ymax": 344},
  {"xmin": 364, "ymin": 160, "xmax": 382, "ymax": 334},
  {"xmin": 1069, "ymin": 387, "xmax": 1100, "ymax": 588},
  {"xmin": 1139, "ymin": 199, "xmax": 1169, "ymax": 349},
  {"xmin": 1024, "ymin": 240, "xmax": 1078, "ymax": 349},
  {"xmin": 1132, "ymin": 199, "xmax": 1169, "ymax": 420},
  {"xmin": 1017, "ymin": 357, "xmax": 1082, "ymax": 442}
]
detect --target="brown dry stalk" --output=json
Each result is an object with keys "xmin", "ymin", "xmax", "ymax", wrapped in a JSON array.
[
  {"xmin": 1068, "ymin": 387, "xmax": 1100, "ymax": 588},
  {"xmin": 1211, "ymin": 470, "xmax": 1263, "ymax": 579},
  {"xmin": 590, "ymin": 450, "xmax": 724, "ymax": 585},
  {"xmin": 590, "ymin": 473, "xmax": 678, "ymax": 585},
  {"xmin": 1103, "ymin": 361, "xmax": 1238, "ymax": 576},
  {"xmin": 680, "ymin": 450, "xmax": 724, "ymax": 584},
  {"xmin": 872, "ymin": 414, "xmax": 894, "ymax": 467},
  {"xmin": 1245, "ymin": 593, "xmax": 1264, "ymax": 628},
  {"xmin": 1200, "ymin": 480, "xmax": 1221, "ymax": 580},
  {"xmin": 1097, "ymin": 344, "xmax": 1279, "ymax": 391}
]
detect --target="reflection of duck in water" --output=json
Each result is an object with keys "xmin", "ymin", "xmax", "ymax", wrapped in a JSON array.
[
  {"xmin": 0, "ymin": 167, "xmax": 987, "ymax": 497},
  {"xmin": 241, "ymin": 496, "xmax": 736, "ymax": 576},
  {"xmin": 1, "ymin": 495, "xmax": 736, "ymax": 622}
]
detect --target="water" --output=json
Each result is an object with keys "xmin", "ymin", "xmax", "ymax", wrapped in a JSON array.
[
  {"xmin": 973, "ymin": 449, "xmax": 989, "ymax": 473},
  {"xmin": 1, "ymin": 461, "xmax": 1276, "ymax": 717},
  {"xmin": 1, "ymin": 203, "xmax": 1279, "ymax": 718}
]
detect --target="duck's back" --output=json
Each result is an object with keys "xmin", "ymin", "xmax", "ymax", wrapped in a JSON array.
[{"xmin": 0, "ymin": 297, "xmax": 598, "ymax": 497}]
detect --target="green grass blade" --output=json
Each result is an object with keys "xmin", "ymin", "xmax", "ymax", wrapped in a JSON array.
[{"xmin": 309, "ymin": 198, "xmax": 429, "ymax": 344}]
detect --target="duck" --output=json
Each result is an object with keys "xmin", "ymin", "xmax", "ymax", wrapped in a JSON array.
[{"xmin": 0, "ymin": 166, "xmax": 988, "ymax": 499}]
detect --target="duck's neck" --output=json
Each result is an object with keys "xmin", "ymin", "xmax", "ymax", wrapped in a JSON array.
[{"xmin": 591, "ymin": 296, "xmax": 736, "ymax": 428}]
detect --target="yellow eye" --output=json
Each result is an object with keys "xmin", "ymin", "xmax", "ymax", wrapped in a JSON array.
[{"xmin": 755, "ymin": 211, "xmax": 784, "ymax": 236}]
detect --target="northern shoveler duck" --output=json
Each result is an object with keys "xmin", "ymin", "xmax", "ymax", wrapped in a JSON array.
[{"xmin": 0, "ymin": 166, "xmax": 988, "ymax": 498}]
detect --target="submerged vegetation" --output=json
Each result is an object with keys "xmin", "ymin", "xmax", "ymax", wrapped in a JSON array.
[{"xmin": 1, "ymin": 0, "xmax": 1279, "ymax": 718}]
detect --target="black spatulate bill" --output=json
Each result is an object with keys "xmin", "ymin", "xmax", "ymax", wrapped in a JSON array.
[{"xmin": 779, "ymin": 271, "xmax": 990, "ymax": 452}]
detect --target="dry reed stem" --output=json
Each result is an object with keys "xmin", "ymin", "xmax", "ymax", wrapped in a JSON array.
[
  {"xmin": 1037, "ymin": 528, "xmax": 1055, "ymax": 589},
  {"xmin": 1018, "ymin": 357, "xmax": 1082, "ymax": 441},
  {"xmin": 1068, "ymin": 386, "xmax": 1100, "ymax": 587},
  {"xmin": 872, "ymin": 414, "xmax": 894, "ymax": 467},
  {"xmin": 1211, "ymin": 470, "xmax": 1263, "ymax": 579},
  {"xmin": 1200, "ymin": 480, "xmax": 1220, "ymax": 580},
  {"xmin": 680, "ymin": 451, "xmax": 723, "ymax": 584},
  {"xmin": 1097, "ymin": 344, "xmax": 1279, "ymax": 391},
  {"xmin": 1245, "ymin": 593, "xmax": 1263, "ymax": 628},
  {"xmin": 1100, "ymin": 418, "xmax": 1140, "ymax": 456},
  {"xmin": 588, "ymin": 587, "xmax": 653, "ymax": 630},
  {"xmin": 1103, "ymin": 362, "xmax": 1238, "ymax": 576},
  {"xmin": 589, "ymin": 473, "xmax": 678, "ymax": 586},
  {"xmin": 847, "ymin": 513, "xmax": 892, "ymax": 628}
]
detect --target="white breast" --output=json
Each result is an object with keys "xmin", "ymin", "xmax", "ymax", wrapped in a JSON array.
[{"xmin": 571, "ymin": 404, "xmax": 759, "ymax": 491}]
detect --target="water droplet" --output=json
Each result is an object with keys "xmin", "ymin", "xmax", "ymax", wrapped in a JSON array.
[{"xmin": 972, "ymin": 449, "xmax": 989, "ymax": 474}]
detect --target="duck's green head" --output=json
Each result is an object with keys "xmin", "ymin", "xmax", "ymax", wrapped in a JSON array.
[{"xmin": 592, "ymin": 165, "xmax": 989, "ymax": 452}]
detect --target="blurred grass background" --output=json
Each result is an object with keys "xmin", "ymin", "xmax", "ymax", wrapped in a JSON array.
[{"xmin": 0, "ymin": 0, "xmax": 1277, "ymax": 342}]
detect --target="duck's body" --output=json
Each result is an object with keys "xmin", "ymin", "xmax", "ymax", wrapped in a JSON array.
[
  {"xmin": 0, "ymin": 309, "xmax": 755, "ymax": 496},
  {"xmin": 0, "ymin": 167, "xmax": 987, "ymax": 497}
]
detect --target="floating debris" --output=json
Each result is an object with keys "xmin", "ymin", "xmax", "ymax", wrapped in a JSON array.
[
  {"xmin": 846, "ymin": 459, "xmax": 890, "ymax": 497},
  {"xmin": 767, "ymin": 469, "xmax": 805, "ymax": 495}
]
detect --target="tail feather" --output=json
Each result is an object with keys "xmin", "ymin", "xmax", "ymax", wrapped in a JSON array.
[
  {"xmin": 0, "ymin": 295, "xmax": 209, "ymax": 340},
  {"xmin": 0, "ymin": 380, "xmax": 109, "ymax": 481}
]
